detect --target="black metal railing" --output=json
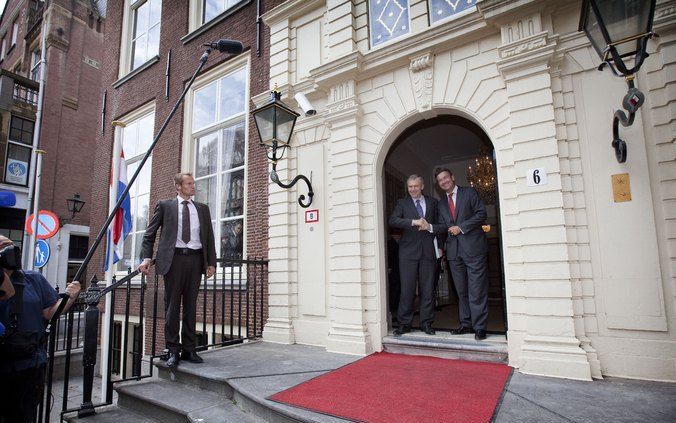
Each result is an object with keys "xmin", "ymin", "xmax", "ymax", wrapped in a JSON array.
[
  {"xmin": 13, "ymin": 82, "xmax": 39, "ymax": 106},
  {"xmin": 38, "ymin": 256, "xmax": 267, "ymax": 422}
]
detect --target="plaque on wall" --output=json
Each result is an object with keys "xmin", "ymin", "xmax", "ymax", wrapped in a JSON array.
[{"xmin": 612, "ymin": 173, "xmax": 631, "ymax": 202}]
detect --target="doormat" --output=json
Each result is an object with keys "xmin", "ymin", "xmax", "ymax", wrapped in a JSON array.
[{"xmin": 269, "ymin": 352, "xmax": 512, "ymax": 423}]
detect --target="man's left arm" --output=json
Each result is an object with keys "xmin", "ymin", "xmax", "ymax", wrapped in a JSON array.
[
  {"xmin": 458, "ymin": 188, "xmax": 487, "ymax": 234},
  {"xmin": 202, "ymin": 204, "xmax": 217, "ymax": 277}
]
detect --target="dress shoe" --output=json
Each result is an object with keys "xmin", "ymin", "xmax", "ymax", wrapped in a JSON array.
[
  {"xmin": 181, "ymin": 350, "xmax": 204, "ymax": 363},
  {"xmin": 474, "ymin": 330, "xmax": 487, "ymax": 341},
  {"xmin": 422, "ymin": 323, "xmax": 436, "ymax": 335},
  {"xmin": 450, "ymin": 326, "xmax": 475, "ymax": 335},
  {"xmin": 166, "ymin": 352, "xmax": 180, "ymax": 368},
  {"xmin": 393, "ymin": 325, "xmax": 411, "ymax": 336}
]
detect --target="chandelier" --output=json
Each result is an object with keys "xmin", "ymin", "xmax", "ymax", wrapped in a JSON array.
[{"xmin": 467, "ymin": 147, "xmax": 496, "ymax": 205}]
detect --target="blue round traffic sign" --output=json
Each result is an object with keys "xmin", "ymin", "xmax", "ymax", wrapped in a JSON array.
[{"xmin": 34, "ymin": 240, "xmax": 51, "ymax": 268}]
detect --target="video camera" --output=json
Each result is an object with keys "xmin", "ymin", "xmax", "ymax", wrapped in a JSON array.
[{"xmin": 0, "ymin": 244, "xmax": 22, "ymax": 271}]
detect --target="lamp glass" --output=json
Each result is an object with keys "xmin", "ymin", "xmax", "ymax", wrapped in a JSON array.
[
  {"xmin": 583, "ymin": 0, "xmax": 653, "ymax": 59},
  {"xmin": 275, "ymin": 107, "xmax": 297, "ymax": 146},
  {"xmin": 67, "ymin": 194, "xmax": 85, "ymax": 214},
  {"xmin": 253, "ymin": 106, "xmax": 275, "ymax": 148}
]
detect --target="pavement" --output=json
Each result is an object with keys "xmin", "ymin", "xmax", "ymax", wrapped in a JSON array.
[{"xmin": 53, "ymin": 341, "xmax": 676, "ymax": 422}]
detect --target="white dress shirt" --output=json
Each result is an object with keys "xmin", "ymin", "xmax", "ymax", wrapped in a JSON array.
[{"xmin": 176, "ymin": 196, "xmax": 202, "ymax": 249}]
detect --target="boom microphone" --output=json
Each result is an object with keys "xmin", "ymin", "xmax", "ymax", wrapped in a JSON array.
[{"xmin": 203, "ymin": 39, "xmax": 244, "ymax": 54}]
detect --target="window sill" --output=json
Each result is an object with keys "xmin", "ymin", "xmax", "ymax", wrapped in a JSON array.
[
  {"xmin": 112, "ymin": 55, "xmax": 160, "ymax": 89},
  {"xmin": 181, "ymin": 0, "xmax": 252, "ymax": 46}
]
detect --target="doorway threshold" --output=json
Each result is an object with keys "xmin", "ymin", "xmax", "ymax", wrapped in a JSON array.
[{"xmin": 383, "ymin": 331, "xmax": 507, "ymax": 364}]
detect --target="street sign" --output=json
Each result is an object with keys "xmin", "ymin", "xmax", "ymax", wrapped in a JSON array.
[
  {"xmin": 34, "ymin": 240, "xmax": 50, "ymax": 268},
  {"xmin": 25, "ymin": 210, "xmax": 61, "ymax": 240},
  {"xmin": 0, "ymin": 191, "xmax": 16, "ymax": 207}
]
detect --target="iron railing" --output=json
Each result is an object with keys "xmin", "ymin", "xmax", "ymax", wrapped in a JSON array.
[
  {"xmin": 37, "ymin": 257, "xmax": 267, "ymax": 422},
  {"xmin": 13, "ymin": 82, "xmax": 39, "ymax": 106}
]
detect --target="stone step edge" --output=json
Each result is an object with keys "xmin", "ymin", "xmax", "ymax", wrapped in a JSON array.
[
  {"xmin": 115, "ymin": 379, "xmax": 232, "ymax": 421},
  {"xmin": 382, "ymin": 335, "xmax": 508, "ymax": 354}
]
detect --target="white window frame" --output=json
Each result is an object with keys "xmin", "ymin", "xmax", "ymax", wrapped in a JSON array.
[
  {"xmin": 30, "ymin": 49, "xmax": 41, "ymax": 81},
  {"xmin": 118, "ymin": 0, "xmax": 162, "ymax": 78},
  {"xmin": 367, "ymin": 0, "xmax": 413, "ymax": 49},
  {"xmin": 11, "ymin": 21, "xmax": 18, "ymax": 46},
  {"xmin": 113, "ymin": 102, "xmax": 156, "ymax": 279},
  {"xmin": 187, "ymin": 0, "xmax": 245, "ymax": 33},
  {"xmin": 4, "ymin": 115, "xmax": 35, "ymax": 187},
  {"xmin": 1, "ymin": 38, "xmax": 6, "ymax": 59},
  {"xmin": 182, "ymin": 54, "xmax": 250, "ymax": 285}
]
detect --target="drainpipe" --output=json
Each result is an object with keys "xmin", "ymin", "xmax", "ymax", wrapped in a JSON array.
[{"xmin": 23, "ymin": 2, "xmax": 50, "ymax": 269}]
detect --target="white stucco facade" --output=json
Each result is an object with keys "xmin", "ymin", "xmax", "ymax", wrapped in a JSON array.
[{"xmin": 258, "ymin": 0, "xmax": 676, "ymax": 381}]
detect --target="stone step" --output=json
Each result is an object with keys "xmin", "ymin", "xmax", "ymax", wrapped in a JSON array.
[
  {"xmin": 115, "ymin": 378, "xmax": 257, "ymax": 423},
  {"xmin": 382, "ymin": 331, "xmax": 508, "ymax": 364},
  {"xmin": 65, "ymin": 404, "xmax": 159, "ymax": 422}
]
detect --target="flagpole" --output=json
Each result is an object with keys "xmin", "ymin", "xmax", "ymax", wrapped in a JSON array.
[{"xmin": 100, "ymin": 121, "xmax": 125, "ymax": 401}]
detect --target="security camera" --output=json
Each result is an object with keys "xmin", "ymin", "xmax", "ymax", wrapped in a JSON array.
[{"xmin": 294, "ymin": 93, "xmax": 317, "ymax": 117}]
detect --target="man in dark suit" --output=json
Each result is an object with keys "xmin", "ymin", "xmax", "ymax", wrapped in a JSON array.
[
  {"xmin": 388, "ymin": 174, "xmax": 438, "ymax": 336},
  {"xmin": 427, "ymin": 167, "xmax": 489, "ymax": 340},
  {"xmin": 139, "ymin": 172, "xmax": 216, "ymax": 367}
]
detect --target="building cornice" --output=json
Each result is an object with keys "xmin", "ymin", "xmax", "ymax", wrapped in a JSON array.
[{"xmin": 262, "ymin": 0, "xmax": 325, "ymax": 26}]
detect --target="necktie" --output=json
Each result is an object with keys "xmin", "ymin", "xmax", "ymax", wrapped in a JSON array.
[
  {"xmin": 448, "ymin": 194, "xmax": 456, "ymax": 221},
  {"xmin": 415, "ymin": 199, "xmax": 424, "ymax": 218},
  {"xmin": 181, "ymin": 200, "xmax": 191, "ymax": 244}
]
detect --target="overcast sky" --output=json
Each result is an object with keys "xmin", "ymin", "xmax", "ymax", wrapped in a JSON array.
[{"xmin": 0, "ymin": 1, "xmax": 6, "ymax": 14}]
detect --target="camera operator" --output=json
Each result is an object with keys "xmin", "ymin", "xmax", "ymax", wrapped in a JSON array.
[
  {"xmin": 0, "ymin": 235, "xmax": 81, "ymax": 423},
  {"xmin": 0, "ymin": 265, "xmax": 14, "ymax": 301}
]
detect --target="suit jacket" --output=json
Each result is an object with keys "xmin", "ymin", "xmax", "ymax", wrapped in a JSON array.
[
  {"xmin": 434, "ymin": 186, "xmax": 488, "ymax": 259},
  {"xmin": 140, "ymin": 198, "xmax": 217, "ymax": 276},
  {"xmin": 388, "ymin": 195, "xmax": 438, "ymax": 261}
]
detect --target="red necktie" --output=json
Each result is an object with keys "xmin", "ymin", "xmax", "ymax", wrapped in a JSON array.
[{"xmin": 448, "ymin": 194, "xmax": 456, "ymax": 221}]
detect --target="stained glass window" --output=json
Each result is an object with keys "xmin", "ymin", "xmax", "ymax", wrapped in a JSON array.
[
  {"xmin": 429, "ymin": 0, "xmax": 477, "ymax": 25},
  {"xmin": 368, "ymin": 0, "xmax": 411, "ymax": 47}
]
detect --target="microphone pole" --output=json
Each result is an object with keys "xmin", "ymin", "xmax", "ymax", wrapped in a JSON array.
[{"xmin": 73, "ymin": 43, "xmax": 238, "ymax": 284}]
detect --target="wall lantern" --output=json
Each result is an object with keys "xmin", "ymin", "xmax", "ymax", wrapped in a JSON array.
[
  {"xmin": 252, "ymin": 89, "xmax": 314, "ymax": 208},
  {"xmin": 65, "ymin": 193, "xmax": 86, "ymax": 221},
  {"xmin": 579, "ymin": 0, "xmax": 657, "ymax": 163}
]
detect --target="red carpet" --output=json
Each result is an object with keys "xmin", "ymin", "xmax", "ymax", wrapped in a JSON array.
[{"xmin": 270, "ymin": 352, "xmax": 512, "ymax": 423}]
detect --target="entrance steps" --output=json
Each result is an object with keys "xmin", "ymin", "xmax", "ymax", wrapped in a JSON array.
[
  {"xmin": 382, "ymin": 331, "xmax": 508, "ymax": 364},
  {"xmin": 67, "ymin": 342, "xmax": 357, "ymax": 423}
]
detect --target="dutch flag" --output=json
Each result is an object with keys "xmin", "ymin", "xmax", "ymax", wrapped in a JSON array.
[{"xmin": 105, "ymin": 149, "xmax": 132, "ymax": 271}]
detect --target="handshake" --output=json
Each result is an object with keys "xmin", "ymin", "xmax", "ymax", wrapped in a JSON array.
[{"xmin": 412, "ymin": 218, "xmax": 430, "ymax": 231}]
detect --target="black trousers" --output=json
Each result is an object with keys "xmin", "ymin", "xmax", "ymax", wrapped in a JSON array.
[
  {"xmin": 448, "ymin": 253, "xmax": 489, "ymax": 331},
  {"xmin": 164, "ymin": 252, "xmax": 203, "ymax": 353},
  {"xmin": 0, "ymin": 364, "xmax": 45, "ymax": 423},
  {"xmin": 398, "ymin": 256, "xmax": 436, "ymax": 326}
]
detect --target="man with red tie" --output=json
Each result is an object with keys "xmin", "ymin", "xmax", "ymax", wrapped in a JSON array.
[{"xmin": 430, "ymin": 167, "xmax": 489, "ymax": 340}]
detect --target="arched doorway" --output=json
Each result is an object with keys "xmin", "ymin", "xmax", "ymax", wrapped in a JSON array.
[{"xmin": 383, "ymin": 115, "xmax": 507, "ymax": 335}]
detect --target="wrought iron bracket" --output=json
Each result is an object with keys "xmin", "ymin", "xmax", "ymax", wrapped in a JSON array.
[
  {"xmin": 270, "ymin": 162, "xmax": 314, "ymax": 208},
  {"xmin": 611, "ymin": 79, "xmax": 645, "ymax": 163}
]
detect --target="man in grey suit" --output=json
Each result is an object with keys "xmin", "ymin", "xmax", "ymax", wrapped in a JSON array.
[
  {"xmin": 139, "ymin": 172, "xmax": 216, "ymax": 367},
  {"xmin": 388, "ymin": 174, "xmax": 438, "ymax": 336},
  {"xmin": 428, "ymin": 167, "xmax": 489, "ymax": 341}
]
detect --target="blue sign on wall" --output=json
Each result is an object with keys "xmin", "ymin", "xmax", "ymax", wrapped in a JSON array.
[{"xmin": 35, "ymin": 240, "xmax": 51, "ymax": 268}]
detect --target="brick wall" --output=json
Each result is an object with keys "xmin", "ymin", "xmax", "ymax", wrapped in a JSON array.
[{"xmin": 91, "ymin": 0, "xmax": 284, "ymax": 352}]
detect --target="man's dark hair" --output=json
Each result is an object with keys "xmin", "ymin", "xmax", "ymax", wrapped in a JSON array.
[{"xmin": 434, "ymin": 167, "xmax": 453, "ymax": 179}]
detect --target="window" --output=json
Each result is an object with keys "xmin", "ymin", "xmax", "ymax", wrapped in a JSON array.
[
  {"xmin": 368, "ymin": 0, "xmax": 411, "ymax": 47},
  {"xmin": 11, "ymin": 21, "xmax": 18, "ymax": 46},
  {"xmin": 1, "ymin": 38, "xmax": 5, "ymax": 59},
  {"xmin": 202, "ymin": 0, "xmax": 244, "ymax": 24},
  {"xmin": 67, "ymin": 235, "xmax": 89, "ymax": 284},
  {"xmin": 190, "ymin": 66, "xmax": 247, "ymax": 261},
  {"xmin": 428, "ymin": 0, "xmax": 477, "ymax": 25},
  {"xmin": 30, "ymin": 50, "xmax": 41, "ymax": 81},
  {"xmin": 111, "ymin": 322, "xmax": 122, "ymax": 375},
  {"xmin": 4, "ymin": 116, "xmax": 34, "ymax": 186},
  {"xmin": 117, "ymin": 109, "xmax": 155, "ymax": 272},
  {"xmin": 129, "ymin": 0, "xmax": 161, "ymax": 71}
]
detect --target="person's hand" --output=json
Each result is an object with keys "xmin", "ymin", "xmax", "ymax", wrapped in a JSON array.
[
  {"xmin": 65, "ymin": 281, "xmax": 81, "ymax": 300},
  {"xmin": 138, "ymin": 259, "xmax": 152, "ymax": 275},
  {"xmin": 449, "ymin": 226, "xmax": 462, "ymax": 236},
  {"xmin": 206, "ymin": 266, "xmax": 216, "ymax": 278}
]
